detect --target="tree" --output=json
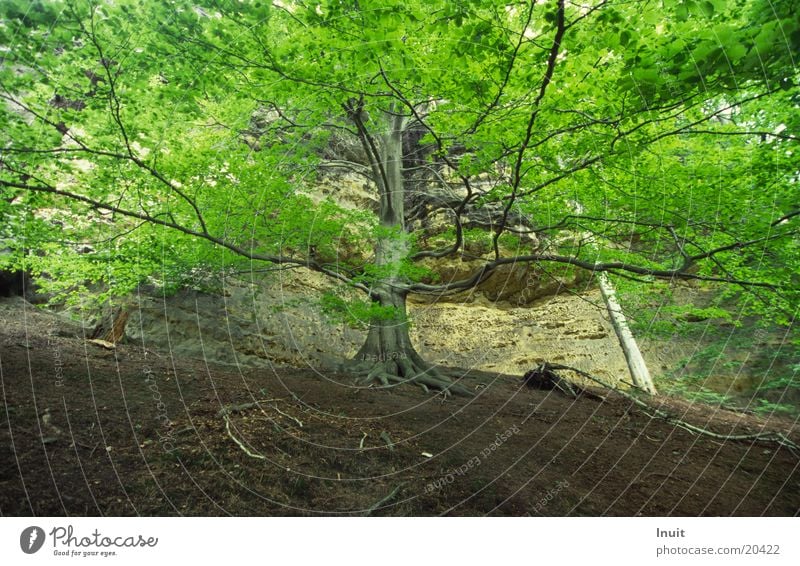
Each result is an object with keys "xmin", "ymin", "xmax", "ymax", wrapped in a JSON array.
[{"xmin": 1, "ymin": 0, "xmax": 798, "ymax": 395}]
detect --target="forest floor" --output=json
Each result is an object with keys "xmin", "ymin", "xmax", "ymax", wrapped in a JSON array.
[{"xmin": 1, "ymin": 297, "xmax": 799, "ymax": 516}]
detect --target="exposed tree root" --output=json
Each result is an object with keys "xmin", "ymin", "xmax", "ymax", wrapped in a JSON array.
[
  {"xmin": 543, "ymin": 362, "xmax": 800, "ymax": 455},
  {"xmin": 347, "ymin": 284, "xmax": 474, "ymax": 397},
  {"xmin": 346, "ymin": 356, "xmax": 472, "ymax": 397}
]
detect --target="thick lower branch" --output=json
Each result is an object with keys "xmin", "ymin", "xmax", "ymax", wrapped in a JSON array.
[
  {"xmin": 2, "ymin": 179, "xmax": 370, "ymax": 293},
  {"xmin": 406, "ymin": 252, "xmax": 779, "ymax": 295}
]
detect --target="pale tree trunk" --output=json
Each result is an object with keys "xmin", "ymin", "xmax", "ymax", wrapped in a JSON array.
[
  {"xmin": 348, "ymin": 107, "xmax": 469, "ymax": 395},
  {"xmin": 598, "ymin": 273, "xmax": 657, "ymax": 395}
]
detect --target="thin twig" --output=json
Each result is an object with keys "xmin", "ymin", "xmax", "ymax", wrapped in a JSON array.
[
  {"xmin": 217, "ymin": 399, "xmax": 285, "ymax": 417},
  {"xmin": 223, "ymin": 415, "xmax": 266, "ymax": 461},
  {"xmin": 269, "ymin": 404, "xmax": 304, "ymax": 428}
]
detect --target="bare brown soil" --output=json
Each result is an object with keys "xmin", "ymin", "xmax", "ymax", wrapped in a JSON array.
[{"xmin": 1, "ymin": 298, "xmax": 798, "ymax": 516}]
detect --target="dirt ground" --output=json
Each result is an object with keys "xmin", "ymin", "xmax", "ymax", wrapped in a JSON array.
[{"xmin": 1, "ymin": 297, "xmax": 799, "ymax": 516}]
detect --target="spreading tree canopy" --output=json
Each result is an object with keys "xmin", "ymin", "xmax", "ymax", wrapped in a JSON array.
[{"xmin": 1, "ymin": 0, "xmax": 798, "ymax": 394}]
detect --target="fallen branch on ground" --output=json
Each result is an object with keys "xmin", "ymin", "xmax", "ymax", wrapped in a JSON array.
[
  {"xmin": 223, "ymin": 413, "xmax": 267, "ymax": 461},
  {"xmin": 543, "ymin": 362, "xmax": 800, "ymax": 454},
  {"xmin": 220, "ymin": 399, "xmax": 305, "ymax": 460},
  {"xmin": 219, "ymin": 398, "xmax": 303, "ymax": 427},
  {"xmin": 217, "ymin": 399, "xmax": 285, "ymax": 416}
]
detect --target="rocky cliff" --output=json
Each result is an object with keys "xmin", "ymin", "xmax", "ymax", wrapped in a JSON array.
[{"xmin": 124, "ymin": 269, "xmax": 634, "ymax": 386}]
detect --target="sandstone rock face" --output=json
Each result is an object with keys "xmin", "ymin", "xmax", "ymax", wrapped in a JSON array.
[
  {"xmin": 414, "ymin": 257, "xmax": 589, "ymax": 306},
  {"xmin": 125, "ymin": 270, "xmax": 632, "ymax": 386},
  {"xmin": 409, "ymin": 291, "xmax": 629, "ymax": 384},
  {"xmin": 126, "ymin": 271, "xmax": 365, "ymax": 368}
]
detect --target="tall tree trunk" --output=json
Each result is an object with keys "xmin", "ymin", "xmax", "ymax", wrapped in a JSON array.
[{"xmin": 347, "ymin": 107, "xmax": 470, "ymax": 395}]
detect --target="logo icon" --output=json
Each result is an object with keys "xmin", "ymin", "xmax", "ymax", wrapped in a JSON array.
[{"xmin": 20, "ymin": 526, "xmax": 46, "ymax": 554}]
